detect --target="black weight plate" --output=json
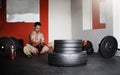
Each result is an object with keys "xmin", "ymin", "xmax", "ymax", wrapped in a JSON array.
[
  {"xmin": 86, "ymin": 48, "xmax": 94, "ymax": 55},
  {"xmin": 54, "ymin": 43, "xmax": 82, "ymax": 48},
  {"xmin": 83, "ymin": 40, "xmax": 94, "ymax": 55},
  {"xmin": 84, "ymin": 40, "xmax": 93, "ymax": 48},
  {"xmin": 18, "ymin": 39, "xmax": 24, "ymax": 50},
  {"xmin": 54, "ymin": 47, "xmax": 82, "ymax": 53},
  {"xmin": 48, "ymin": 51, "xmax": 87, "ymax": 67},
  {"xmin": 99, "ymin": 36, "xmax": 117, "ymax": 58},
  {"xmin": 99, "ymin": 36, "xmax": 118, "ymax": 58},
  {"xmin": 54, "ymin": 40, "xmax": 83, "ymax": 44},
  {"xmin": 0, "ymin": 37, "xmax": 13, "ymax": 56},
  {"xmin": 10, "ymin": 37, "xmax": 20, "ymax": 50}
]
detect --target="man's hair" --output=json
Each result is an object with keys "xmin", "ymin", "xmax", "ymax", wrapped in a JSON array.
[{"xmin": 34, "ymin": 22, "xmax": 41, "ymax": 27}]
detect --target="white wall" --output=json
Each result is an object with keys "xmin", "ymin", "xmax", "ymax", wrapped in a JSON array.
[
  {"xmin": 113, "ymin": 0, "xmax": 120, "ymax": 56},
  {"xmin": 49, "ymin": 0, "xmax": 72, "ymax": 43},
  {"xmin": 71, "ymin": 0, "xmax": 113, "ymax": 52},
  {"xmin": 113, "ymin": 0, "xmax": 120, "ymax": 48},
  {"xmin": 82, "ymin": 0, "xmax": 92, "ymax": 30}
]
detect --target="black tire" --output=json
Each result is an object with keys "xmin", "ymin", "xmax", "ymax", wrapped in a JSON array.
[
  {"xmin": 54, "ymin": 43, "xmax": 83, "ymax": 48},
  {"xmin": 54, "ymin": 47, "xmax": 83, "ymax": 53},
  {"xmin": 54, "ymin": 40, "xmax": 83, "ymax": 44},
  {"xmin": 0, "ymin": 37, "xmax": 13, "ymax": 56},
  {"xmin": 48, "ymin": 51, "xmax": 87, "ymax": 67}
]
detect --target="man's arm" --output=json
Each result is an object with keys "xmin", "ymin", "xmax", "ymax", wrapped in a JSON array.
[{"xmin": 40, "ymin": 33, "xmax": 45, "ymax": 44}]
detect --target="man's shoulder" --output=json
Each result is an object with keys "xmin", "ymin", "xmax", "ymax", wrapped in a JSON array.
[
  {"xmin": 30, "ymin": 31, "xmax": 43, "ymax": 35},
  {"xmin": 30, "ymin": 30, "xmax": 36, "ymax": 34},
  {"xmin": 30, "ymin": 31, "xmax": 36, "ymax": 36},
  {"xmin": 39, "ymin": 32, "xmax": 44, "ymax": 36}
]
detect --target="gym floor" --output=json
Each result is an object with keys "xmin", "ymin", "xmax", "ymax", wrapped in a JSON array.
[{"xmin": 0, "ymin": 51, "xmax": 120, "ymax": 75}]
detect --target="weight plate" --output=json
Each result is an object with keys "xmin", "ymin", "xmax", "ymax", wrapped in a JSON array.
[
  {"xmin": 83, "ymin": 40, "xmax": 94, "ymax": 55},
  {"xmin": 99, "ymin": 36, "xmax": 118, "ymax": 58},
  {"xmin": 18, "ymin": 39, "xmax": 24, "ymax": 50},
  {"xmin": 10, "ymin": 37, "xmax": 20, "ymax": 50},
  {"xmin": 0, "ymin": 37, "xmax": 13, "ymax": 56}
]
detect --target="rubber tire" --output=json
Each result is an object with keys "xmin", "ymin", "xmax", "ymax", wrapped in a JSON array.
[
  {"xmin": 54, "ymin": 40, "xmax": 83, "ymax": 44},
  {"xmin": 54, "ymin": 43, "xmax": 83, "ymax": 48},
  {"xmin": 54, "ymin": 47, "xmax": 83, "ymax": 53},
  {"xmin": 48, "ymin": 51, "xmax": 87, "ymax": 67}
]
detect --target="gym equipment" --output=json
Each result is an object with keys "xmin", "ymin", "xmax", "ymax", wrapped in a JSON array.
[
  {"xmin": 54, "ymin": 40, "xmax": 83, "ymax": 44},
  {"xmin": 10, "ymin": 37, "xmax": 20, "ymax": 50},
  {"xmin": 0, "ymin": 36, "xmax": 23, "ymax": 60},
  {"xmin": 48, "ymin": 51, "xmax": 87, "ymax": 67},
  {"xmin": 18, "ymin": 39, "xmax": 24, "ymax": 50},
  {"xmin": 48, "ymin": 40, "xmax": 87, "ymax": 67},
  {"xmin": 83, "ymin": 40, "xmax": 94, "ymax": 55},
  {"xmin": 54, "ymin": 40, "xmax": 83, "ymax": 54},
  {"xmin": 54, "ymin": 47, "xmax": 83, "ymax": 53},
  {"xmin": 0, "ymin": 37, "xmax": 13, "ymax": 56},
  {"xmin": 54, "ymin": 40, "xmax": 83, "ymax": 48},
  {"xmin": 99, "ymin": 36, "xmax": 118, "ymax": 58}
]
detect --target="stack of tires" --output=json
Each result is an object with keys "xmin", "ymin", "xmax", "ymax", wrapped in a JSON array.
[{"xmin": 48, "ymin": 40, "xmax": 87, "ymax": 67}]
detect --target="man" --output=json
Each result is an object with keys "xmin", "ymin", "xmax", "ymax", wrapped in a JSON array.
[
  {"xmin": 23, "ymin": 22, "xmax": 51, "ymax": 57},
  {"xmin": 29, "ymin": 22, "xmax": 45, "ymax": 51}
]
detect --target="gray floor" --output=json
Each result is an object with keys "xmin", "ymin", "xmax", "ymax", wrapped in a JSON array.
[{"xmin": 0, "ymin": 51, "xmax": 120, "ymax": 75}]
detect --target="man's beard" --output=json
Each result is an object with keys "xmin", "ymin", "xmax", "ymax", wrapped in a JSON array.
[{"xmin": 35, "ymin": 30, "xmax": 40, "ymax": 33}]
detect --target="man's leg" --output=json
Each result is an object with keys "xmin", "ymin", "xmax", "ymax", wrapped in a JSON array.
[{"xmin": 26, "ymin": 44, "xmax": 39, "ymax": 54}]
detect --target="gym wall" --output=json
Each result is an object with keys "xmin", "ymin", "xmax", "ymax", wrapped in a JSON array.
[
  {"xmin": 71, "ymin": 0, "xmax": 113, "ymax": 52},
  {"xmin": 0, "ymin": 0, "xmax": 48, "ymax": 44},
  {"xmin": 49, "ymin": 0, "xmax": 72, "ymax": 42},
  {"xmin": 113, "ymin": 0, "xmax": 120, "ymax": 56},
  {"xmin": 0, "ymin": 0, "xmax": 72, "ymax": 45}
]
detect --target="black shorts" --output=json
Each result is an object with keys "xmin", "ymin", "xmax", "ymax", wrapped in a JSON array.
[{"xmin": 35, "ymin": 45, "xmax": 43, "ymax": 52}]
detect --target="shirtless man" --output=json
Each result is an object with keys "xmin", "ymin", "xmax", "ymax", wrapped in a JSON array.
[
  {"xmin": 29, "ymin": 22, "xmax": 45, "ymax": 50},
  {"xmin": 23, "ymin": 22, "xmax": 50, "ymax": 57}
]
